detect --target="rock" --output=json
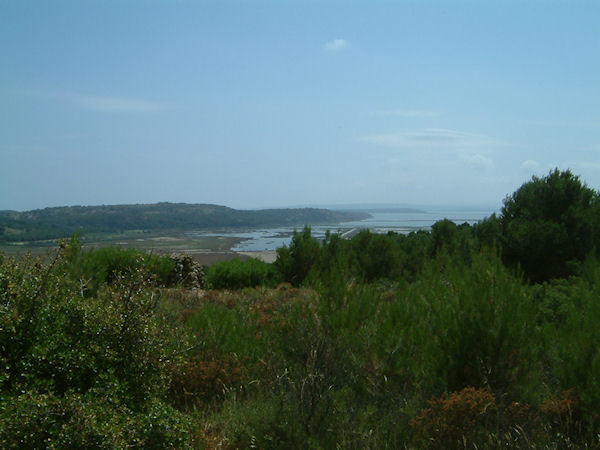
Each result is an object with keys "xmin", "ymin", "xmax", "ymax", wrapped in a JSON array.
[{"xmin": 169, "ymin": 254, "xmax": 204, "ymax": 288}]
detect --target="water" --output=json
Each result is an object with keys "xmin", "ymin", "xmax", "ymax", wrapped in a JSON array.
[{"xmin": 185, "ymin": 209, "xmax": 496, "ymax": 251}]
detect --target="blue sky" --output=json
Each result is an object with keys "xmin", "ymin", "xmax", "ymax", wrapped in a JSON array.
[{"xmin": 1, "ymin": 0, "xmax": 599, "ymax": 211}]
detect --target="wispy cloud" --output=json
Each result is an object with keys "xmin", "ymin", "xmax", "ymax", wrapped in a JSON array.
[
  {"xmin": 358, "ymin": 128, "xmax": 513, "ymax": 170},
  {"xmin": 76, "ymin": 95, "xmax": 167, "ymax": 113},
  {"xmin": 358, "ymin": 128, "xmax": 502, "ymax": 150},
  {"xmin": 20, "ymin": 89, "xmax": 170, "ymax": 113},
  {"xmin": 324, "ymin": 38, "xmax": 347, "ymax": 51},
  {"xmin": 524, "ymin": 119, "xmax": 600, "ymax": 130},
  {"xmin": 371, "ymin": 109, "xmax": 441, "ymax": 118}
]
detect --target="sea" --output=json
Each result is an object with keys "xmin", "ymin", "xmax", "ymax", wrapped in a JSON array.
[{"xmin": 185, "ymin": 208, "xmax": 497, "ymax": 252}]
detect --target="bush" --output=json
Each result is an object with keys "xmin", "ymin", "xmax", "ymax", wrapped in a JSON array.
[
  {"xmin": 275, "ymin": 226, "xmax": 321, "ymax": 286},
  {"xmin": 410, "ymin": 387, "xmax": 498, "ymax": 448},
  {"xmin": 59, "ymin": 235, "xmax": 175, "ymax": 296},
  {"xmin": 430, "ymin": 219, "xmax": 475, "ymax": 263},
  {"xmin": 0, "ymin": 251, "xmax": 195, "ymax": 447},
  {"xmin": 219, "ymin": 394, "xmax": 303, "ymax": 449},
  {"xmin": 350, "ymin": 230, "xmax": 405, "ymax": 282},
  {"xmin": 205, "ymin": 258, "xmax": 278, "ymax": 289},
  {"xmin": 0, "ymin": 391, "xmax": 193, "ymax": 448},
  {"xmin": 407, "ymin": 250, "xmax": 540, "ymax": 395},
  {"xmin": 543, "ymin": 257, "xmax": 600, "ymax": 439}
]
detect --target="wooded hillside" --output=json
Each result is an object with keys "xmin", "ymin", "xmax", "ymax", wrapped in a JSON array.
[{"xmin": 0, "ymin": 203, "xmax": 370, "ymax": 242}]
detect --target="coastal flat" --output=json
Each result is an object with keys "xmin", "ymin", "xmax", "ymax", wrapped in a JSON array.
[{"xmin": 0, "ymin": 231, "xmax": 278, "ymax": 265}]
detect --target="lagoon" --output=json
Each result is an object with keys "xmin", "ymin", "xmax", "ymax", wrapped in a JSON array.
[{"xmin": 185, "ymin": 209, "xmax": 496, "ymax": 252}]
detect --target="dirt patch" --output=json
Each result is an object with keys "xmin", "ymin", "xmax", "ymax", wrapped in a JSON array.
[{"xmin": 237, "ymin": 250, "xmax": 277, "ymax": 264}]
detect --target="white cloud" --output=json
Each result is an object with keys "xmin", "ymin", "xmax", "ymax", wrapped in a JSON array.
[
  {"xmin": 324, "ymin": 38, "xmax": 347, "ymax": 51},
  {"xmin": 77, "ymin": 95, "xmax": 167, "ymax": 112}
]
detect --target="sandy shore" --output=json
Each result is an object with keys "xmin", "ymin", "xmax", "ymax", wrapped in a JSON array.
[{"xmin": 236, "ymin": 250, "xmax": 277, "ymax": 263}]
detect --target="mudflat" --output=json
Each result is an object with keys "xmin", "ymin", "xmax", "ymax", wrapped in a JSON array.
[{"xmin": 0, "ymin": 233, "xmax": 278, "ymax": 266}]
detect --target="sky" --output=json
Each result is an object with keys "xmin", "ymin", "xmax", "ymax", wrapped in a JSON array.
[{"xmin": 1, "ymin": 0, "xmax": 599, "ymax": 211}]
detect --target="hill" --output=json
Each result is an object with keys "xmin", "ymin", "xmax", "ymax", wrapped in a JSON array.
[{"xmin": 0, "ymin": 202, "xmax": 370, "ymax": 242}]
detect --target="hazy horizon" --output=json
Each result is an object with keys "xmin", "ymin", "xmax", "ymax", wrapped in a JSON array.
[
  {"xmin": 2, "ymin": 1, "xmax": 599, "ymax": 211},
  {"xmin": 1, "ymin": 200, "xmax": 499, "ymax": 214}
]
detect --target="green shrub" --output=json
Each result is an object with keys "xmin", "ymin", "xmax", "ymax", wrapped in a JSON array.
[
  {"xmin": 275, "ymin": 226, "xmax": 321, "ymax": 286},
  {"xmin": 219, "ymin": 394, "xmax": 303, "ymax": 449},
  {"xmin": 205, "ymin": 257, "xmax": 278, "ymax": 289},
  {"xmin": 0, "ymin": 390, "xmax": 193, "ymax": 448},
  {"xmin": 418, "ymin": 251, "xmax": 540, "ymax": 396},
  {"xmin": 0, "ymin": 252, "xmax": 194, "ymax": 447},
  {"xmin": 59, "ymin": 235, "xmax": 175, "ymax": 296},
  {"xmin": 473, "ymin": 213, "xmax": 502, "ymax": 249},
  {"xmin": 544, "ymin": 257, "xmax": 600, "ymax": 439},
  {"xmin": 430, "ymin": 219, "xmax": 475, "ymax": 263},
  {"xmin": 350, "ymin": 230, "xmax": 406, "ymax": 282}
]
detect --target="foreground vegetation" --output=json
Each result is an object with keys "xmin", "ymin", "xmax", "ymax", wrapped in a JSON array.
[{"xmin": 2, "ymin": 169, "xmax": 600, "ymax": 448}]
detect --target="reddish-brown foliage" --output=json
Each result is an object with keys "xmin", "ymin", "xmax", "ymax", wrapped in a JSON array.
[
  {"xmin": 168, "ymin": 354, "xmax": 246, "ymax": 410},
  {"xmin": 410, "ymin": 387, "xmax": 497, "ymax": 447},
  {"xmin": 541, "ymin": 389, "xmax": 582, "ymax": 438}
]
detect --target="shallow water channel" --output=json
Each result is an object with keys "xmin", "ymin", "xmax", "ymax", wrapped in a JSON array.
[{"xmin": 185, "ymin": 209, "xmax": 495, "ymax": 252}]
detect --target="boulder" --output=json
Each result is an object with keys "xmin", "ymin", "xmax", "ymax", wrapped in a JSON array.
[{"xmin": 169, "ymin": 254, "xmax": 204, "ymax": 288}]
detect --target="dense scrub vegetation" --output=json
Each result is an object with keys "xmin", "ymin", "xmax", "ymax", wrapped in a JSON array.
[
  {"xmin": 2, "ymin": 169, "xmax": 600, "ymax": 447},
  {"xmin": 0, "ymin": 202, "xmax": 369, "ymax": 242},
  {"xmin": 205, "ymin": 258, "xmax": 278, "ymax": 290}
]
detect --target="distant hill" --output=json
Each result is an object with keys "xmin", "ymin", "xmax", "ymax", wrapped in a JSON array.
[{"xmin": 0, "ymin": 203, "xmax": 371, "ymax": 242}]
